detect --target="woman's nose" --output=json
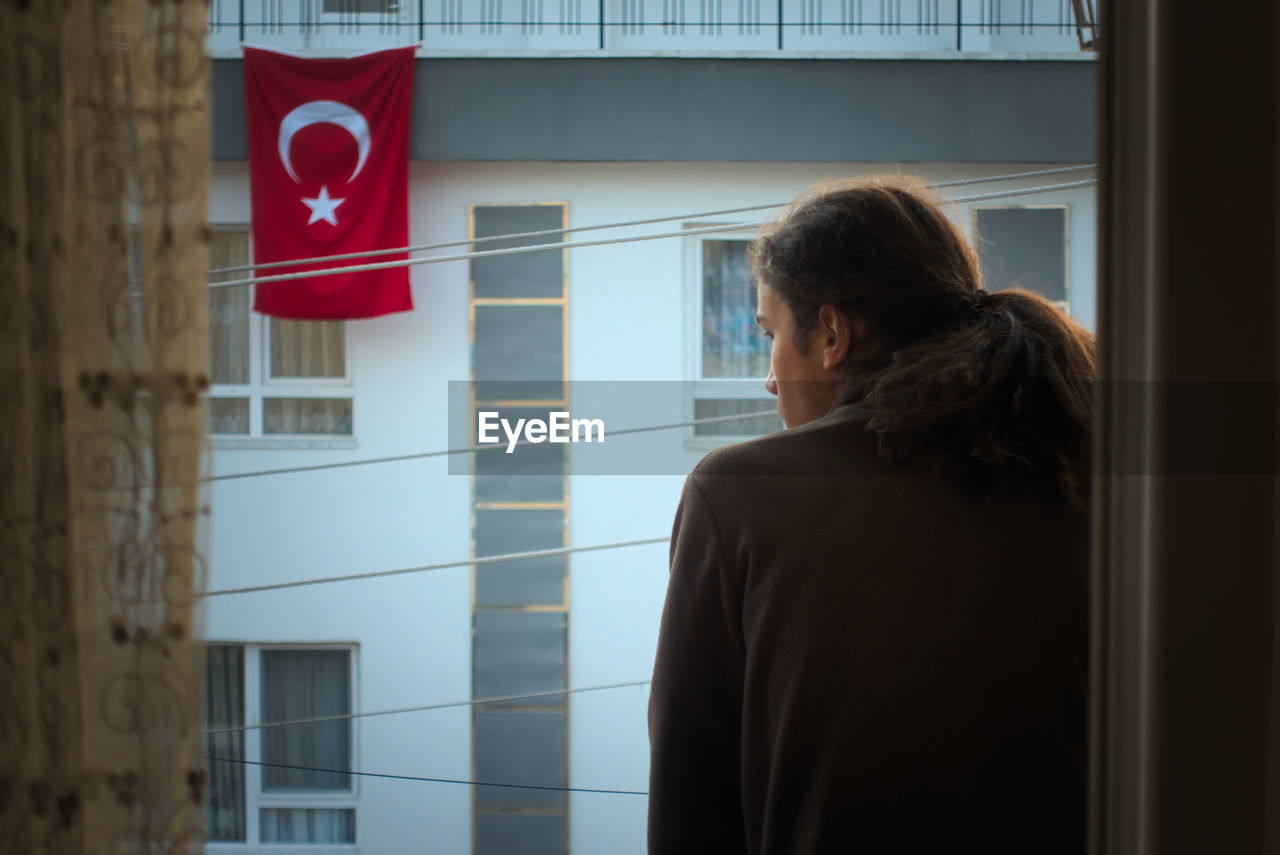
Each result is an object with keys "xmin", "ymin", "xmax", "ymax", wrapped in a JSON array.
[{"xmin": 765, "ymin": 368, "xmax": 777, "ymax": 396}]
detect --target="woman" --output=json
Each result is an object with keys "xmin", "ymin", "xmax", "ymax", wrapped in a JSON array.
[{"xmin": 648, "ymin": 179, "xmax": 1094, "ymax": 854}]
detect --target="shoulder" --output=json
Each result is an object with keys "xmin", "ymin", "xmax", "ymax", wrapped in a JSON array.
[{"xmin": 690, "ymin": 404, "xmax": 889, "ymax": 481}]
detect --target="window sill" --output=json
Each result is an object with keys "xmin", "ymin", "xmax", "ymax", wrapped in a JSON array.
[{"xmin": 210, "ymin": 437, "xmax": 359, "ymax": 451}]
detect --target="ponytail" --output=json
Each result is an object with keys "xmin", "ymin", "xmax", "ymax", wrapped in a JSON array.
[{"xmin": 853, "ymin": 288, "xmax": 1094, "ymax": 511}]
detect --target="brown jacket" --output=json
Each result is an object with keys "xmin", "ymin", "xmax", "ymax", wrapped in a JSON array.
[{"xmin": 648, "ymin": 401, "xmax": 1088, "ymax": 854}]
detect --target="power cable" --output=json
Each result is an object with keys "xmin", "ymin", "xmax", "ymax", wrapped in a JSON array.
[
  {"xmin": 206, "ymin": 408, "xmax": 779, "ymax": 482},
  {"xmin": 207, "ymin": 164, "xmax": 1097, "ymax": 276},
  {"xmin": 200, "ymin": 536, "xmax": 669, "ymax": 598},
  {"xmin": 207, "ymin": 220, "xmax": 747, "ymax": 290},
  {"xmin": 204, "ymin": 179, "xmax": 1096, "ymax": 290},
  {"xmin": 204, "ymin": 757, "xmax": 647, "ymax": 796},
  {"xmin": 927, "ymin": 164, "xmax": 1094, "ymax": 188},
  {"xmin": 205, "ymin": 679, "xmax": 651, "ymax": 735}
]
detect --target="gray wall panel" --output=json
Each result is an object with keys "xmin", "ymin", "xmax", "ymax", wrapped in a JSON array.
[
  {"xmin": 212, "ymin": 59, "xmax": 249, "ymax": 160},
  {"xmin": 473, "ymin": 308, "xmax": 565, "ymax": 395},
  {"xmin": 473, "ymin": 611, "xmax": 567, "ymax": 706},
  {"xmin": 476, "ymin": 813, "xmax": 566, "ymax": 855},
  {"xmin": 475, "ymin": 509, "xmax": 566, "ymax": 607},
  {"xmin": 975, "ymin": 207, "xmax": 1068, "ymax": 300},
  {"xmin": 474, "ymin": 711, "xmax": 567, "ymax": 810},
  {"xmin": 212, "ymin": 58, "xmax": 1096, "ymax": 163},
  {"xmin": 472, "ymin": 205, "xmax": 566, "ymax": 299}
]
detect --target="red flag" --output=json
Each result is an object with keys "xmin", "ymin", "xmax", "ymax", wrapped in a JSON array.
[{"xmin": 244, "ymin": 47, "xmax": 414, "ymax": 320}]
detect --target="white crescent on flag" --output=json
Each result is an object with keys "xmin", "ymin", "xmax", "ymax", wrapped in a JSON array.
[{"xmin": 277, "ymin": 100, "xmax": 372, "ymax": 184}]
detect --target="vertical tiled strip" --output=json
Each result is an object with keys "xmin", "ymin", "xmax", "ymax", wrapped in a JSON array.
[{"xmin": 469, "ymin": 204, "xmax": 570, "ymax": 855}]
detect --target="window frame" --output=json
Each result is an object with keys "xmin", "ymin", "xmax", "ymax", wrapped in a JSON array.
[
  {"xmin": 205, "ymin": 642, "xmax": 360, "ymax": 855},
  {"xmin": 208, "ymin": 226, "xmax": 356, "ymax": 445},
  {"xmin": 682, "ymin": 224, "xmax": 778, "ymax": 447},
  {"xmin": 968, "ymin": 203, "xmax": 1072, "ymax": 313}
]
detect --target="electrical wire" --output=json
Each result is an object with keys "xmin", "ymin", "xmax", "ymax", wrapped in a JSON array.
[
  {"xmin": 203, "ymin": 757, "xmax": 648, "ymax": 796},
  {"xmin": 207, "ymin": 220, "xmax": 748, "ymax": 290},
  {"xmin": 204, "ymin": 179, "xmax": 1097, "ymax": 291},
  {"xmin": 219, "ymin": 18, "xmax": 1090, "ymax": 28},
  {"xmin": 205, "ymin": 679, "xmax": 651, "ymax": 735},
  {"xmin": 928, "ymin": 164, "xmax": 1094, "ymax": 189},
  {"xmin": 200, "ymin": 536, "xmax": 668, "ymax": 598},
  {"xmin": 206, "ymin": 408, "xmax": 779, "ymax": 482},
  {"xmin": 207, "ymin": 164, "xmax": 1097, "ymax": 276}
]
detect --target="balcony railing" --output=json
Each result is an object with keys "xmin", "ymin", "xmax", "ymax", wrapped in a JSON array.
[{"xmin": 207, "ymin": 0, "xmax": 1097, "ymax": 56}]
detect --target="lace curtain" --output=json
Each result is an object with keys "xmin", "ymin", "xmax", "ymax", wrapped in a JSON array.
[
  {"xmin": 270, "ymin": 318, "xmax": 345, "ymax": 378},
  {"xmin": 209, "ymin": 234, "xmax": 251, "ymax": 386},
  {"xmin": 1, "ymin": 2, "xmax": 210, "ymax": 853}
]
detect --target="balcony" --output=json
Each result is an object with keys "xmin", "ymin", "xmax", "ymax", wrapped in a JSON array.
[{"xmin": 207, "ymin": 0, "xmax": 1097, "ymax": 57}]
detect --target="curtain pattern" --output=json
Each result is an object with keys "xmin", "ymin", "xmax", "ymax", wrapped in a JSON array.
[
  {"xmin": 208, "ymin": 233, "xmax": 251, "ymax": 434},
  {"xmin": 701, "ymin": 239, "xmax": 769, "ymax": 379},
  {"xmin": 0, "ymin": 2, "xmax": 210, "ymax": 853}
]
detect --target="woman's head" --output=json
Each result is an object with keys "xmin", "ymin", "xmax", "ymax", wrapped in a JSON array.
[
  {"xmin": 751, "ymin": 178, "xmax": 983, "ymax": 373},
  {"xmin": 750, "ymin": 177, "xmax": 1096, "ymax": 509}
]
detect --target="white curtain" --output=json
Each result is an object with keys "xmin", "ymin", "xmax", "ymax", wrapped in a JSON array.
[
  {"xmin": 270, "ymin": 318, "xmax": 345, "ymax": 378},
  {"xmin": 261, "ymin": 808, "xmax": 356, "ymax": 843},
  {"xmin": 261, "ymin": 651, "xmax": 351, "ymax": 791},
  {"xmin": 208, "ymin": 232, "xmax": 252, "ymax": 433},
  {"xmin": 209, "ymin": 232, "xmax": 251, "ymax": 385}
]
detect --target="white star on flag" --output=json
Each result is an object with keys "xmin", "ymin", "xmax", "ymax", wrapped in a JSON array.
[{"xmin": 301, "ymin": 185, "xmax": 346, "ymax": 226}]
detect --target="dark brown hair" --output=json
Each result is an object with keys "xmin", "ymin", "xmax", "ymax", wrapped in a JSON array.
[{"xmin": 751, "ymin": 177, "xmax": 1095, "ymax": 510}]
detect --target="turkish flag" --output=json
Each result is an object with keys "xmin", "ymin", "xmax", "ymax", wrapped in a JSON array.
[{"xmin": 244, "ymin": 47, "xmax": 414, "ymax": 319}]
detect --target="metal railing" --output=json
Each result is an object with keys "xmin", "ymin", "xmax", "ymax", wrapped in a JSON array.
[{"xmin": 207, "ymin": 0, "xmax": 1098, "ymax": 55}]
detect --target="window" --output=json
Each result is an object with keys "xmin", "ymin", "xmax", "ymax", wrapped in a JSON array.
[
  {"xmin": 205, "ymin": 645, "xmax": 357, "ymax": 847},
  {"xmin": 971, "ymin": 206, "xmax": 1070, "ymax": 310},
  {"xmin": 686, "ymin": 229, "xmax": 784, "ymax": 441},
  {"xmin": 209, "ymin": 230, "xmax": 353, "ymax": 439}
]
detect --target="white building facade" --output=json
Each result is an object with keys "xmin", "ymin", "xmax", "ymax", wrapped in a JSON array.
[{"xmin": 199, "ymin": 6, "xmax": 1099, "ymax": 853}]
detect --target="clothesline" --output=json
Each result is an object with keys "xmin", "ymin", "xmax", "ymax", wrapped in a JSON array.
[
  {"xmin": 205, "ymin": 757, "xmax": 648, "ymax": 796},
  {"xmin": 207, "ymin": 163, "xmax": 1098, "ymax": 276},
  {"xmin": 204, "ymin": 178, "xmax": 1097, "ymax": 290},
  {"xmin": 205, "ymin": 679, "xmax": 651, "ymax": 735},
  {"xmin": 200, "ymin": 536, "xmax": 669, "ymax": 597}
]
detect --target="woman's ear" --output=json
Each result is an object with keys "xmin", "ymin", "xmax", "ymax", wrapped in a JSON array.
[{"xmin": 817, "ymin": 304, "xmax": 859, "ymax": 371}]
